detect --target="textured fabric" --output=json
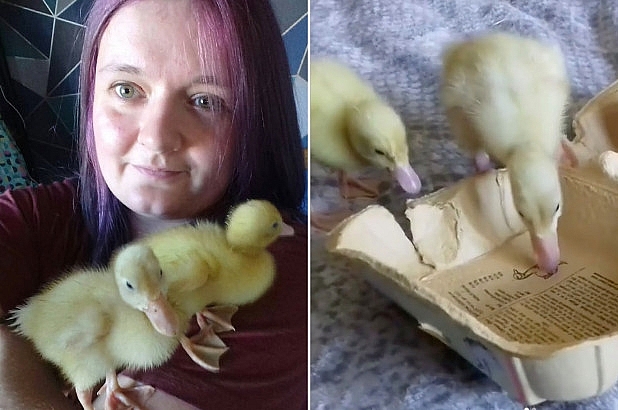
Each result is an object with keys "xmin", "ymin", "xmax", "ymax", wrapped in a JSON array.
[
  {"xmin": 0, "ymin": 118, "xmax": 32, "ymax": 192},
  {"xmin": 310, "ymin": 1, "xmax": 618, "ymax": 409},
  {"xmin": 0, "ymin": 179, "xmax": 308, "ymax": 410}
]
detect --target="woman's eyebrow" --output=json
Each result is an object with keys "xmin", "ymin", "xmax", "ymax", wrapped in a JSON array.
[
  {"xmin": 96, "ymin": 66, "xmax": 228, "ymax": 91},
  {"xmin": 192, "ymin": 75, "xmax": 220, "ymax": 86},
  {"xmin": 97, "ymin": 63, "xmax": 142, "ymax": 75}
]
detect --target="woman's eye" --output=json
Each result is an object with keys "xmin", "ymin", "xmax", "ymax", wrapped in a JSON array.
[
  {"xmin": 114, "ymin": 84, "xmax": 137, "ymax": 99},
  {"xmin": 192, "ymin": 94, "xmax": 225, "ymax": 112}
]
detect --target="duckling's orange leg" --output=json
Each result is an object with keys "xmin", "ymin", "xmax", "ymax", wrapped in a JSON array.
[
  {"xmin": 338, "ymin": 170, "xmax": 381, "ymax": 199},
  {"xmin": 102, "ymin": 370, "xmax": 154, "ymax": 410},
  {"xmin": 76, "ymin": 388, "xmax": 95, "ymax": 410},
  {"xmin": 196, "ymin": 305, "xmax": 237, "ymax": 332}
]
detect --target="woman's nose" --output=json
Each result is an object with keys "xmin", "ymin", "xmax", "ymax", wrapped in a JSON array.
[{"xmin": 137, "ymin": 97, "xmax": 183, "ymax": 153}]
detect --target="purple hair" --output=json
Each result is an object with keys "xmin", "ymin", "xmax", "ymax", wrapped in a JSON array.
[{"xmin": 78, "ymin": 0, "xmax": 306, "ymax": 265}]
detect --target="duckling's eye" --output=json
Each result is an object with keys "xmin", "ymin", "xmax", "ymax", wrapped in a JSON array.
[
  {"xmin": 159, "ymin": 269, "xmax": 163, "ymax": 278},
  {"xmin": 517, "ymin": 210, "xmax": 525, "ymax": 219},
  {"xmin": 555, "ymin": 203, "xmax": 560, "ymax": 213},
  {"xmin": 374, "ymin": 149, "xmax": 386, "ymax": 156},
  {"xmin": 125, "ymin": 280, "xmax": 134, "ymax": 291},
  {"xmin": 272, "ymin": 222, "xmax": 279, "ymax": 229}
]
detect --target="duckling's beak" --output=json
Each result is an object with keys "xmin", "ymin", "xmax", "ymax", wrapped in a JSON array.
[
  {"xmin": 531, "ymin": 232, "xmax": 560, "ymax": 275},
  {"xmin": 144, "ymin": 293, "xmax": 179, "ymax": 337},
  {"xmin": 393, "ymin": 164, "xmax": 422, "ymax": 194},
  {"xmin": 280, "ymin": 221, "xmax": 295, "ymax": 237}
]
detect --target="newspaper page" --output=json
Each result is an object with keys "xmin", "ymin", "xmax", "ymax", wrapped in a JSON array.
[{"xmin": 422, "ymin": 234, "xmax": 618, "ymax": 345}]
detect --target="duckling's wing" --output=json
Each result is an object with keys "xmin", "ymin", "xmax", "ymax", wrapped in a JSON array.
[
  {"xmin": 310, "ymin": 62, "xmax": 373, "ymax": 171},
  {"xmin": 170, "ymin": 250, "xmax": 218, "ymax": 293},
  {"xmin": 56, "ymin": 304, "xmax": 111, "ymax": 350},
  {"xmin": 11, "ymin": 284, "xmax": 111, "ymax": 352}
]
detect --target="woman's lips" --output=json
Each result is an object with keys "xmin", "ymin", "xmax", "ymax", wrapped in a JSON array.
[{"xmin": 133, "ymin": 165, "xmax": 185, "ymax": 180}]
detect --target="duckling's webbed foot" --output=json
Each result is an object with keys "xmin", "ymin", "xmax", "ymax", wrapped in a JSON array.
[
  {"xmin": 197, "ymin": 305, "xmax": 237, "ymax": 333},
  {"xmin": 101, "ymin": 370, "xmax": 154, "ymax": 410},
  {"xmin": 180, "ymin": 333, "xmax": 228, "ymax": 372},
  {"xmin": 179, "ymin": 305, "xmax": 238, "ymax": 371}
]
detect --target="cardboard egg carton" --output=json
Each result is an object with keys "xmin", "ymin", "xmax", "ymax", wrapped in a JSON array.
[{"xmin": 326, "ymin": 80, "xmax": 618, "ymax": 405}]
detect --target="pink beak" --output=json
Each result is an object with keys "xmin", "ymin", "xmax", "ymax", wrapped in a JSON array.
[
  {"xmin": 144, "ymin": 293, "xmax": 179, "ymax": 337},
  {"xmin": 280, "ymin": 221, "xmax": 295, "ymax": 237},
  {"xmin": 531, "ymin": 233, "xmax": 560, "ymax": 275},
  {"xmin": 394, "ymin": 164, "xmax": 422, "ymax": 194}
]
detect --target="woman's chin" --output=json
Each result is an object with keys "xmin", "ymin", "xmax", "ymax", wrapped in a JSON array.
[
  {"xmin": 113, "ymin": 177, "xmax": 226, "ymax": 220},
  {"xmin": 125, "ymin": 194, "xmax": 190, "ymax": 219}
]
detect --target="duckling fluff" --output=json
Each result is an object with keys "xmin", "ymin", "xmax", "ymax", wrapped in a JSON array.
[
  {"xmin": 440, "ymin": 32, "xmax": 570, "ymax": 274},
  {"xmin": 139, "ymin": 199, "xmax": 291, "ymax": 369},
  {"xmin": 11, "ymin": 243, "xmax": 181, "ymax": 410},
  {"xmin": 310, "ymin": 58, "xmax": 421, "ymax": 197}
]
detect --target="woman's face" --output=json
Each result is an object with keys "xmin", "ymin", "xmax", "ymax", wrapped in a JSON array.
[{"xmin": 93, "ymin": 0, "xmax": 235, "ymax": 219}]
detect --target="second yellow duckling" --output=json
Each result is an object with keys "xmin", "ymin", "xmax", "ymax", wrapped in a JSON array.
[
  {"xmin": 140, "ymin": 199, "xmax": 292, "ymax": 370},
  {"xmin": 11, "ymin": 243, "xmax": 181, "ymax": 410},
  {"xmin": 440, "ymin": 32, "xmax": 570, "ymax": 274},
  {"xmin": 310, "ymin": 58, "xmax": 422, "ymax": 198}
]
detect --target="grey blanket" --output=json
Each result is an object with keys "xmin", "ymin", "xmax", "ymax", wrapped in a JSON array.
[{"xmin": 310, "ymin": 1, "xmax": 618, "ymax": 409}]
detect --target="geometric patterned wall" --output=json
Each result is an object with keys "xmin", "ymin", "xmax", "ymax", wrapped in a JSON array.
[
  {"xmin": 0, "ymin": 0, "xmax": 88, "ymax": 182},
  {"xmin": 0, "ymin": 0, "xmax": 308, "ymax": 184},
  {"xmin": 278, "ymin": 0, "xmax": 308, "ymax": 151},
  {"xmin": 274, "ymin": 0, "xmax": 308, "ymax": 213}
]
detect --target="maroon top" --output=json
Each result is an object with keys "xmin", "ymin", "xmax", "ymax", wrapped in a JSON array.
[{"xmin": 0, "ymin": 179, "xmax": 308, "ymax": 410}]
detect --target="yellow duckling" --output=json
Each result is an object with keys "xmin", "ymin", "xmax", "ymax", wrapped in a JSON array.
[
  {"xmin": 140, "ymin": 199, "xmax": 293, "ymax": 370},
  {"xmin": 310, "ymin": 58, "xmax": 422, "ymax": 198},
  {"xmin": 441, "ymin": 32, "xmax": 570, "ymax": 275},
  {"xmin": 11, "ymin": 243, "xmax": 181, "ymax": 410}
]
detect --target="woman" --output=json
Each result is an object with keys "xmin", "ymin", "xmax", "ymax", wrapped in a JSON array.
[{"xmin": 0, "ymin": 0, "xmax": 307, "ymax": 409}]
